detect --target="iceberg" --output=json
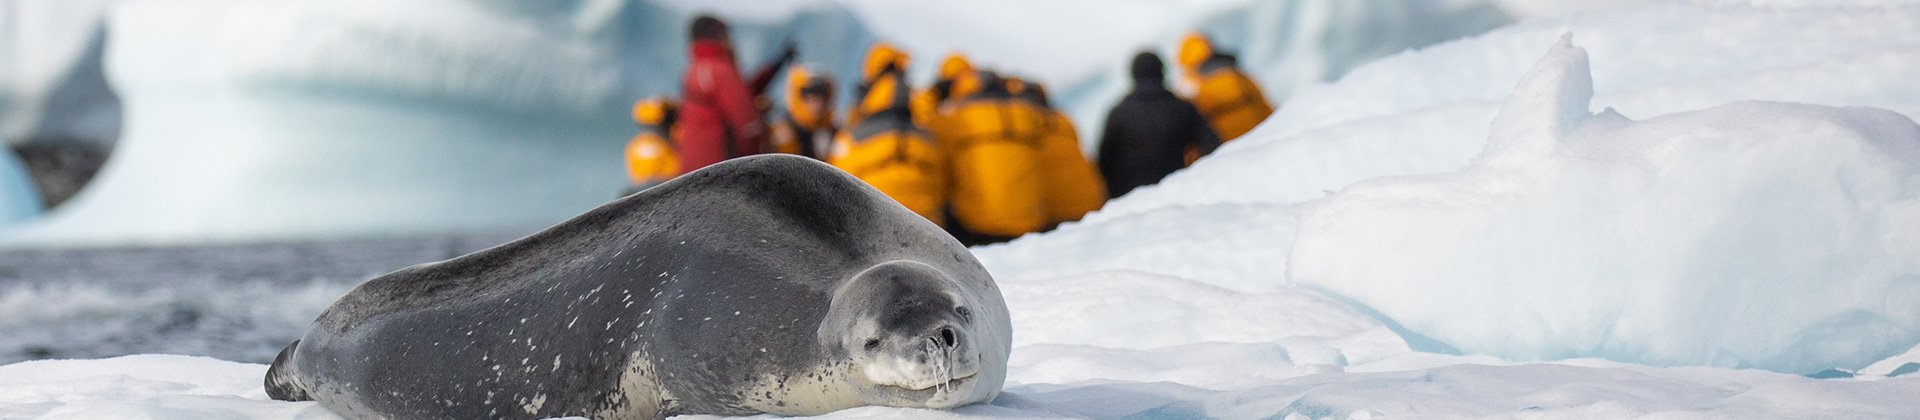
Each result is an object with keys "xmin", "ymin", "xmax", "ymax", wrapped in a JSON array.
[
  {"xmin": 0, "ymin": 147, "xmax": 38, "ymax": 224},
  {"xmin": 8, "ymin": 0, "xmax": 641, "ymax": 244}
]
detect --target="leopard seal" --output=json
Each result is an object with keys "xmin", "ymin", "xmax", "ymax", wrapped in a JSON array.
[{"xmin": 264, "ymin": 154, "xmax": 1011, "ymax": 419}]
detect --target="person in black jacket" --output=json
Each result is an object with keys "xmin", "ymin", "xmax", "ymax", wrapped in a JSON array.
[{"xmin": 1097, "ymin": 52, "xmax": 1222, "ymax": 198}]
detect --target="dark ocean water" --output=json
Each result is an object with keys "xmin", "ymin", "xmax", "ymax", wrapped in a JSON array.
[{"xmin": 0, "ymin": 233, "xmax": 522, "ymax": 365}]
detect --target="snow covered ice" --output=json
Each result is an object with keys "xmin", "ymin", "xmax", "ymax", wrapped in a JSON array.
[
  {"xmin": 1291, "ymin": 36, "xmax": 1920, "ymax": 375},
  {"xmin": 8, "ymin": 0, "xmax": 1920, "ymax": 419}
]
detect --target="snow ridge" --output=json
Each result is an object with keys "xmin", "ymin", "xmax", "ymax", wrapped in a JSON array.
[{"xmin": 1478, "ymin": 33, "xmax": 1594, "ymax": 168}]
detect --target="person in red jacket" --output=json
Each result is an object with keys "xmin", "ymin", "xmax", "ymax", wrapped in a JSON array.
[{"xmin": 676, "ymin": 15, "xmax": 794, "ymax": 173}]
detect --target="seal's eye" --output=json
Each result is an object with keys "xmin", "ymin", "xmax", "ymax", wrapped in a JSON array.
[
  {"xmin": 863, "ymin": 338, "xmax": 881, "ymax": 351},
  {"xmin": 955, "ymin": 306, "xmax": 971, "ymax": 320}
]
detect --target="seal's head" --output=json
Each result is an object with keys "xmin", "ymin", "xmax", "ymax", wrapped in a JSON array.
[{"xmin": 819, "ymin": 260, "xmax": 996, "ymax": 408}]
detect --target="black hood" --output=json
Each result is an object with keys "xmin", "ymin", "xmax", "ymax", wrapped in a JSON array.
[{"xmin": 1130, "ymin": 52, "xmax": 1165, "ymax": 84}]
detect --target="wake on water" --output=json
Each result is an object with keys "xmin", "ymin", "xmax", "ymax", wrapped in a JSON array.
[{"xmin": 0, "ymin": 233, "xmax": 521, "ymax": 364}]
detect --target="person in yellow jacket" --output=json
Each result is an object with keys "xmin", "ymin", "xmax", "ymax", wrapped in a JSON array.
[
  {"xmin": 912, "ymin": 52, "xmax": 974, "ymax": 125},
  {"xmin": 624, "ymin": 97, "xmax": 681, "ymax": 195},
  {"xmin": 860, "ymin": 41, "xmax": 910, "ymax": 84},
  {"xmin": 928, "ymin": 70, "xmax": 1050, "ymax": 244},
  {"xmin": 1176, "ymin": 32, "xmax": 1275, "ymax": 143},
  {"xmin": 1012, "ymin": 80, "xmax": 1107, "ymax": 226},
  {"xmin": 848, "ymin": 42, "xmax": 911, "ymax": 127},
  {"xmin": 826, "ymin": 73, "xmax": 948, "ymax": 226},
  {"xmin": 768, "ymin": 65, "xmax": 837, "ymax": 160}
]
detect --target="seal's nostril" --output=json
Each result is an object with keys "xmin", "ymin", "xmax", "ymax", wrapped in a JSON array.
[{"xmin": 939, "ymin": 327, "xmax": 956, "ymax": 347}]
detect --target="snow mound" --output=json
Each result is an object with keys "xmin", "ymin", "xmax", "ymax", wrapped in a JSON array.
[{"xmin": 1289, "ymin": 38, "xmax": 1920, "ymax": 374}]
